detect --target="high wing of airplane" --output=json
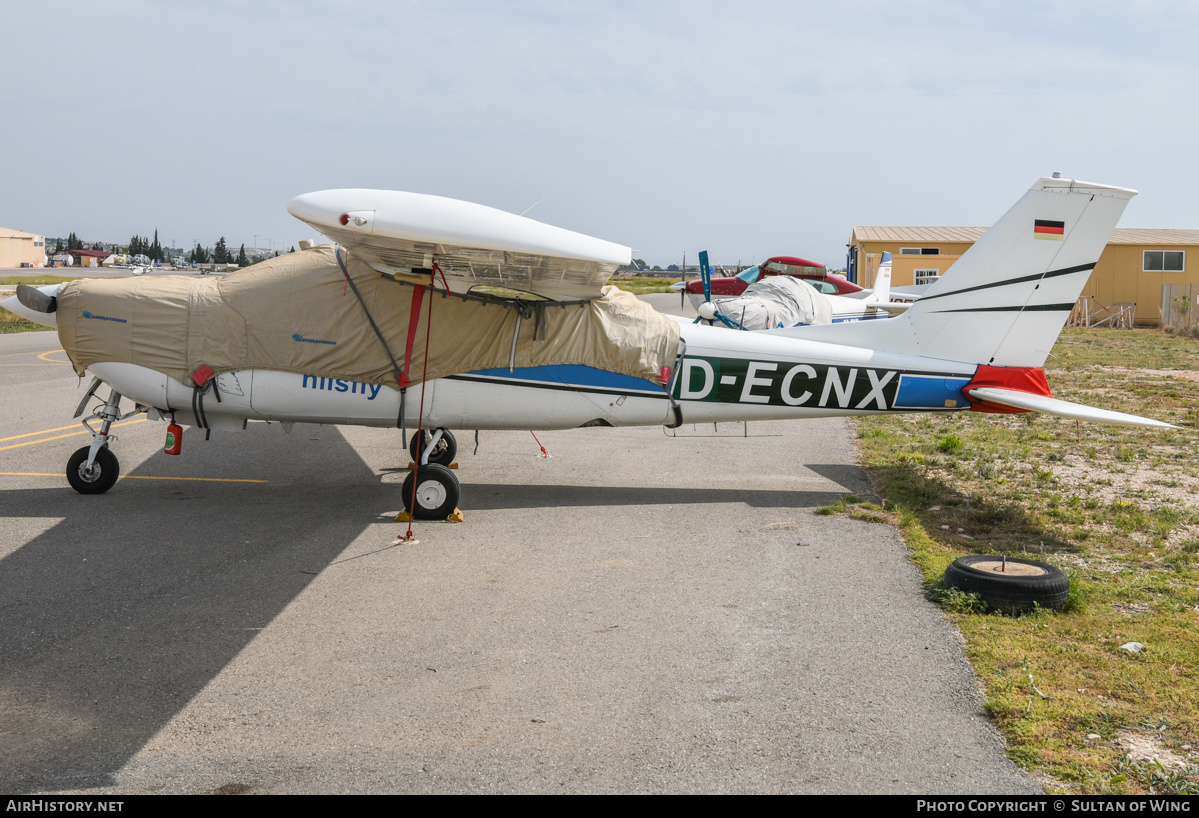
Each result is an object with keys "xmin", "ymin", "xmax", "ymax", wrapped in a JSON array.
[
  {"xmin": 287, "ymin": 189, "xmax": 630, "ymax": 302},
  {"xmin": 2, "ymin": 175, "xmax": 1174, "ymax": 523}
]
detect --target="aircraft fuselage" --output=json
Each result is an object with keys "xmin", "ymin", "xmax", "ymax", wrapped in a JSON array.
[{"xmin": 89, "ymin": 320, "xmax": 977, "ymax": 433}]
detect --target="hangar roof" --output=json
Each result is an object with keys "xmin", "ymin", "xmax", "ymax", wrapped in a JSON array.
[
  {"xmin": 852, "ymin": 227, "xmax": 1199, "ymax": 245},
  {"xmin": 1108, "ymin": 228, "xmax": 1199, "ymax": 245},
  {"xmin": 851, "ymin": 226, "xmax": 985, "ymax": 243}
]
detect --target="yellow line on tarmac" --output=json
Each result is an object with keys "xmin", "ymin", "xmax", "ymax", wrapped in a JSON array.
[
  {"xmin": 0, "ymin": 472, "xmax": 267, "ymax": 484},
  {"xmin": 119, "ymin": 475, "xmax": 268, "ymax": 483},
  {"xmin": 37, "ymin": 350, "xmax": 70, "ymax": 363},
  {"xmin": 0, "ymin": 423, "xmax": 84, "ymax": 442},
  {"xmin": 0, "ymin": 350, "xmax": 61, "ymax": 360},
  {"xmin": 0, "ymin": 418, "xmax": 147, "ymax": 450}
]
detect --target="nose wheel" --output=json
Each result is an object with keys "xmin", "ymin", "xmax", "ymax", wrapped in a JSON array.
[
  {"xmin": 67, "ymin": 446, "xmax": 120, "ymax": 494},
  {"xmin": 66, "ymin": 383, "xmax": 142, "ymax": 495}
]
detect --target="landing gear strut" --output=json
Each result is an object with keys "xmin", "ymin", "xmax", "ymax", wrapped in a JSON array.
[
  {"xmin": 409, "ymin": 428, "xmax": 457, "ymax": 466},
  {"xmin": 66, "ymin": 386, "xmax": 141, "ymax": 495}
]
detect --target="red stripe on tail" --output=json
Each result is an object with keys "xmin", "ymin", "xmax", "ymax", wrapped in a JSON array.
[{"xmin": 963, "ymin": 366, "xmax": 1053, "ymax": 414}]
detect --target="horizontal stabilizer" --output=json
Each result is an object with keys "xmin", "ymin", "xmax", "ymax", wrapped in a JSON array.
[
  {"xmin": 870, "ymin": 301, "xmax": 911, "ymax": 315},
  {"xmin": 968, "ymin": 387, "xmax": 1176, "ymax": 429}
]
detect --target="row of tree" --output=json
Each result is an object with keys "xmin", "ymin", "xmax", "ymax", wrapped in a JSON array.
[
  {"xmin": 188, "ymin": 238, "xmax": 249, "ymax": 266},
  {"xmin": 53, "ymin": 228, "xmax": 296, "ymax": 268},
  {"xmin": 128, "ymin": 231, "xmax": 165, "ymax": 261},
  {"xmin": 54, "ymin": 230, "xmax": 167, "ymax": 259},
  {"xmin": 616, "ymin": 259, "xmax": 682, "ymax": 273},
  {"xmin": 188, "ymin": 239, "xmax": 294, "ymax": 266},
  {"xmin": 55, "ymin": 233, "xmax": 85, "ymax": 252}
]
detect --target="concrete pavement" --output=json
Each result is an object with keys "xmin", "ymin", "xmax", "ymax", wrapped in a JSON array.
[{"xmin": 0, "ymin": 327, "xmax": 1039, "ymax": 794}]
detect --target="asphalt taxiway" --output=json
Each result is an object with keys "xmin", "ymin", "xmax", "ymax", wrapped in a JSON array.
[{"xmin": 0, "ymin": 326, "xmax": 1040, "ymax": 794}]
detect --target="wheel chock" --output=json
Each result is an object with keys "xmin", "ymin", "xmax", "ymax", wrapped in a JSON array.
[
  {"xmin": 406, "ymin": 462, "xmax": 459, "ymax": 470},
  {"xmin": 395, "ymin": 508, "xmax": 465, "ymax": 523}
]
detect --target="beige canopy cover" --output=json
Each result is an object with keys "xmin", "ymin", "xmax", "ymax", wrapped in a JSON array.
[{"xmin": 56, "ymin": 245, "xmax": 681, "ymax": 390}]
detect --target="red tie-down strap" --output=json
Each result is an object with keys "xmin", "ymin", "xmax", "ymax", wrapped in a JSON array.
[
  {"xmin": 431, "ymin": 261, "xmax": 451, "ymax": 295},
  {"xmin": 963, "ymin": 365, "xmax": 1053, "ymax": 414},
  {"xmin": 399, "ymin": 284, "xmax": 426, "ymax": 388},
  {"xmin": 191, "ymin": 364, "xmax": 214, "ymax": 387}
]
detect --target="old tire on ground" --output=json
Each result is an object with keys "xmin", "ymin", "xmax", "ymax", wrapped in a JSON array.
[
  {"xmin": 409, "ymin": 429, "xmax": 457, "ymax": 466},
  {"xmin": 67, "ymin": 446, "xmax": 120, "ymax": 495},
  {"xmin": 943, "ymin": 554, "xmax": 1069, "ymax": 615},
  {"xmin": 401, "ymin": 463, "xmax": 460, "ymax": 520}
]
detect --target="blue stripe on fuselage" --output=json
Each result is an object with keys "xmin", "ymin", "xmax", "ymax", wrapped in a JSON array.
[
  {"xmin": 830, "ymin": 313, "xmax": 893, "ymax": 323},
  {"xmin": 783, "ymin": 313, "xmax": 894, "ymax": 327},
  {"xmin": 465, "ymin": 364, "xmax": 661, "ymax": 393},
  {"xmin": 893, "ymin": 374, "xmax": 972, "ymax": 409}
]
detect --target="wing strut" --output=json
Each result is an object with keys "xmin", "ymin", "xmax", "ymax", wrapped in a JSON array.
[
  {"xmin": 401, "ymin": 264, "xmax": 441, "ymax": 543},
  {"xmin": 335, "ymin": 247, "xmax": 410, "ymax": 433}
]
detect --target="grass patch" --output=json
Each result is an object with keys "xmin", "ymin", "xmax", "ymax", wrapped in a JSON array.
[
  {"xmin": 938, "ymin": 434, "xmax": 964, "ymax": 453},
  {"xmin": 0, "ymin": 309, "xmax": 49, "ymax": 334},
  {"xmin": 605, "ymin": 276, "xmax": 680, "ymax": 295},
  {"xmin": 0, "ymin": 275, "xmax": 79, "ymax": 286},
  {"xmin": 1, "ymin": 276, "xmax": 77, "ymax": 333},
  {"xmin": 931, "ymin": 586, "xmax": 989, "ymax": 614},
  {"xmin": 839, "ymin": 328, "xmax": 1199, "ymax": 795}
]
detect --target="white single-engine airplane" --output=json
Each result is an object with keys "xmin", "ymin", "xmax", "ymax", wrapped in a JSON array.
[{"xmin": 1, "ymin": 175, "xmax": 1174, "ymax": 520}]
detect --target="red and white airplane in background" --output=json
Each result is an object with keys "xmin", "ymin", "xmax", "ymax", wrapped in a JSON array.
[
  {"xmin": 671, "ymin": 256, "xmax": 864, "ymax": 309},
  {"xmin": 682, "ymin": 250, "xmax": 903, "ymax": 329},
  {"xmin": 2, "ymin": 175, "xmax": 1174, "ymax": 521}
]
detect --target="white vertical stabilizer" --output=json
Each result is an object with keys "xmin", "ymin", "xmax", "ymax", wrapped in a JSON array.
[
  {"xmin": 866, "ymin": 251, "xmax": 892, "ymax": 305},
  {"xmin": 771, "ymin": 177, "xmax": 1136, "ymax": 367}
]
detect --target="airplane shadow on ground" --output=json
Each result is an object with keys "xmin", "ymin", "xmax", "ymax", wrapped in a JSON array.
[
  {"xmin": 0, "ymin": 427, "xmax": 389, "ymax": 793},
  {"xmin": 458, "ymin": 481, "xmax": 854, "ymax": 511},
  {"xmin": 381, "ymin": 464, "xmax": 873, "ymax": 511},
  {"xmin": 802, "ymin": 463, "xmax": 878, "ymax": 502}
]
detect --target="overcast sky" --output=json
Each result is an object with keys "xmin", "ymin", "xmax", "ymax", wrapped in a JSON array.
[{"xmin": 5, "ymin": 1, "xmax": 1197, "ymax": 267}]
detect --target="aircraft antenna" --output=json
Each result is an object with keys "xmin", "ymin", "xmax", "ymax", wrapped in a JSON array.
[{"xmin": 518, "ymin": 196, "xmax": 545, "ymax": 217}]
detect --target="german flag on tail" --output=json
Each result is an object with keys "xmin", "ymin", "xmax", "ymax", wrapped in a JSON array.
[{"xmin": 1034, "ymin": 219, "xmax": 1065, "ymax": 240}]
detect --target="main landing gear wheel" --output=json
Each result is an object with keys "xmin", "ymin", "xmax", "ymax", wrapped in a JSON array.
[
  {"xmin": 401, "ymin": 463, "xmax": 460, "ymax": 520},
  {"xmin": 943, "ymin": 555, "xmax": 1070, "ymax": 615},
  {"xmin": 66, "ymin": 446, "xmax": 120, "ymax": 495},
  {"xmin": 409, "ymin": 428, "xmax": 457, "ymax": 466}
]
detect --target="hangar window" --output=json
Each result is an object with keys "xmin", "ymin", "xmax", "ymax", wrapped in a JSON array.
[
  {"xmin": 901, "ymin": 247, "xmax": 940, "ymax": 255},
  {"xmin": 1144, "ymin": 251, "xmax": 1184, "ymax": 272},
  {"xmin": 914, "ymin": 268, "xmax": 941, "ymax": 285}
]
